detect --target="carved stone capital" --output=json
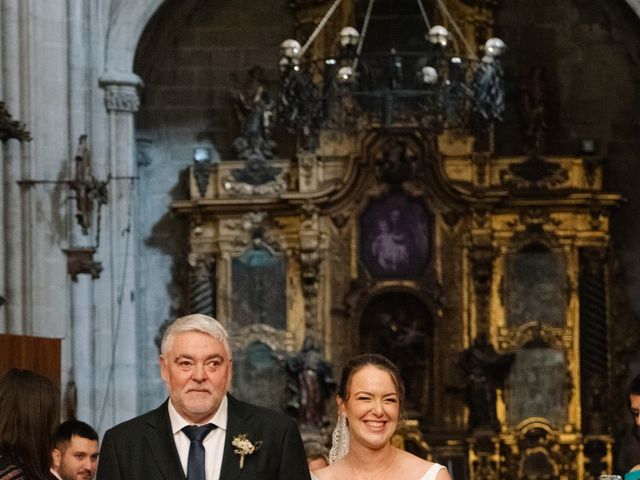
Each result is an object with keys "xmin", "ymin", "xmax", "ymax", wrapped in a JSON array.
[
  {"xmin": 99, "ymin": 72, "xmax": 143, "ymax": 113},
  {"xmin": 63, "ymin": 247, "xmax": 103, "ymax": 281},
  {"xmin": 103, "ymin": 85, "xmax": 140, "ymax": 112}
]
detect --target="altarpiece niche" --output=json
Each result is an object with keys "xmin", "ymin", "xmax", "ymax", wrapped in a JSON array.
[
  {"xmin": 506, "ymin": 343, "xmax": 567, "ymax": 427},
  {"xmin": 231, "ymin": 243, "xmax": 286, "ymax": 330},
  {"xmin": 359, "ymin": 292, "xmax": 434, "ymax": 420},
  {"xmin": 505, "ymin": 243, "xmax": 565, "ymax": 328}
]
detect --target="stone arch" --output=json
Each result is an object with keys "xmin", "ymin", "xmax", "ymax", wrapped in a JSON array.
[{"xmin": 104, "ymin": 0, "xmax": 169, "ymax": 74}]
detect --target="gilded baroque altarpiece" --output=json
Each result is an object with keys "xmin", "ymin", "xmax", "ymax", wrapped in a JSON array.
[{"xmin": 172, "ymin": 1, "xmax": 621, "ymax": 478}]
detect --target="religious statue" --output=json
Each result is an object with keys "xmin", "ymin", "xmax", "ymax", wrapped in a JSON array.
[
  {"xmin": 231, "ymin": 65, "xmax": 276, "ymax": 161},
  {"xmin": 450, "ymin": 333, "xmax": 515, "ymax": 432},
  {"xmin": 522, "ymin": 66, "xmax": 547, "ymax": 154},
  {"xmin": 286, "ymin": 336, "xmax": 336, "ymax": 429},
  {"xmin": 374, "ymin": 137, "xmax": 416, "ymax": 184}
]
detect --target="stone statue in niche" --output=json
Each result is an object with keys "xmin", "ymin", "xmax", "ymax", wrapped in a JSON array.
[
  {"xmin": 374, "ymin": 136, "xmax": 417, "ymax": 184},
  {"xmin": 285, "ymin": 335, "xmax": 336, "ymax": 429},
  {"xmin": 450, "ymin": 333, "xmax": 515, "ymax": 432},
  {"xmin": 522, "ymin": 66, "xmax": 547, "ymax": 155},
  {"xmin": 230, "ymin": 66, "xmax": 280, "ymax": 186},
  {"xmin": 232, "ymin": 65, "xmax": 276, "ymax": 160}
]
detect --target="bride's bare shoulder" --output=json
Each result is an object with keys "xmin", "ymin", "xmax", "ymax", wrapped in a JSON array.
[
  {"xmin": 312, "ymin": 462, "xmax": 348, "ymax": 480},
  {"xmin": 395, "ymin": 450, "xmax": 452, "ymax": 479},
  {"xmin": 396, "ymin": 448, "xmax": 432, "ymax": 467}
]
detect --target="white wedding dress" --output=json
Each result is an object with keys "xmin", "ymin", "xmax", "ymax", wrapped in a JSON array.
[
  {"xmin": 419, "ymin": 463, "xmax": 447, "ymax": 480},
  {"xmin": 310, "ymin": 462, "xmax": 446, "ymax": 480}
]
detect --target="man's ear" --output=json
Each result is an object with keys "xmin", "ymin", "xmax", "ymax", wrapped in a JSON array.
[
  {"xmin": 160, "ymin": 355, "xmax": 168, "ymax": 384},
  {"xmin": 52, "ymin": 448, "xmax": 62, "ymax": 469},
  {"xmin": 225, "ymin": 358, "xmax": 233, "ymax": 392}
]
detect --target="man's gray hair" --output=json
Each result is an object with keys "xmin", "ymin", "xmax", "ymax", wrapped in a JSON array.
[{"xmin": 161, "ymin": 314, "xmax": 231, "ymax": 358}]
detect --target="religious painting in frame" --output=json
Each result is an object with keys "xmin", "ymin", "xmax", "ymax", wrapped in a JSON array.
[
  {"xmin": 231, "ymin": 245, "xmax": 286, "ymax": 330},
  {"xmin": 505, "ymin": 245, "xmax": 565, "ymax": 328},
  {"xmin": 506, "ymin": 346, "xmax": 567, "ymax": 427},
  {"xmin": 232, "ymin": 340, "xmax": 287, "ymax": 411},
  {"xmin": 360, "ymin": 193, "xmax": 431, "ymax": 278}
]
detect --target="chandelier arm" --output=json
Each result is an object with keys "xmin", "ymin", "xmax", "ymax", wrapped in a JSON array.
[
  {"xmin": 299, "ymin": 0, "xmax": 344, "ymax": 58},
  {"xmin": 435, "ymin": 0, "xmax": 476, "ymax": 59},
  {"xmin": 352, "ymin": 0, "xmax": 376, "ymax": 72},
  {"xmin": 416, "ymin": 0, "xmax": 432, "ymax": 30}
]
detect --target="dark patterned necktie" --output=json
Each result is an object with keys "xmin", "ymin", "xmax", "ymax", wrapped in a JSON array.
[{"xmin": 182, "ymin": 424, "xmax": 216, "ymax": 480}]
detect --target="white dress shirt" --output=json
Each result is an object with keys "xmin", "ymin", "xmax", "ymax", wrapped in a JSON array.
[
  {"xmin": 167, "ymin": 396, "xmax": 228, "ymax": 480},
  {"xmin": 50, "ymin": 468, "xmax": 63, "ymax": 480}
]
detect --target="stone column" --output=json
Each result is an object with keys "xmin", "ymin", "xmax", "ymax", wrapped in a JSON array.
[
  {"xmin": 66, "ymin": 0, "xmax": 95, "ymax": 424},
  {"xmin": 94, "ymin": 71, "xmax": 142, "ymax": 429},
  {"xmin": 1, "ymin": 0, "xmax": 28, "ymax": 333}
]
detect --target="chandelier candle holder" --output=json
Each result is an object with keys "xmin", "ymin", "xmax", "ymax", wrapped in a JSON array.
[{"xmin": 277, "ymin": 0, "xmax": 506, "ymax": 146}]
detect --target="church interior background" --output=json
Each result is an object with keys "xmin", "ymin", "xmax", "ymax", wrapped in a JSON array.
[{"xmin": 2, "ymin": 0, "xmax": 640, "ymax": 478}]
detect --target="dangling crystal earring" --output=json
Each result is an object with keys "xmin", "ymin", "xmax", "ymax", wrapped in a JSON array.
[{"xmin": 329, "ymin": 414, "xmax": 349, "ymax": 463}]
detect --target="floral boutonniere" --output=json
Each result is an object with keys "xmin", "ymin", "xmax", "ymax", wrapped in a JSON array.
[{"xmin": 232, "ymin": 433, "xmax": 263, "ymax": 469}]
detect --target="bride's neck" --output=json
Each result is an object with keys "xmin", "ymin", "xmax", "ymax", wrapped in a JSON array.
[{"xmin": 346, "ymin": 442, "xmax": 396, "ymax": 470}]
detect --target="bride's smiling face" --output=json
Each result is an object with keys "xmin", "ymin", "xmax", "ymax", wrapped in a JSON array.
[{"xmin": 338, "ymin": 365, "xmax": 400, "ymax": 450}]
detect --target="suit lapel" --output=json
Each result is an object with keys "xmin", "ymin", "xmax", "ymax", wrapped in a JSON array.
[
  {"xmin": 144, "ymin": 400, "xmax": 186, "ymax": 480},
  {"xmin": 219, "ymin": 395, "xmax": 252, "ymax": 480}
]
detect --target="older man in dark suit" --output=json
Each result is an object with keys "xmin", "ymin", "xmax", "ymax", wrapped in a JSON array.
[{"xmin": 96, "ymin": 314, "xmax": 311, "ymax": 480}]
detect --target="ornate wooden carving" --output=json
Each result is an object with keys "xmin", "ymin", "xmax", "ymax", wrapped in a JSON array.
[
  {"xmin": 169, "ymin": 4, "xmax": 622, "ymax": 476},
  {"xmin": 469, "ymin": 240, "xmax": 497, "ymax": 334},
  {"xmin": 299, "ymin": 204, "xmax": 322, "ymax": 330},
  {"xmin": 69, "ymin": 135, "xmax": 108, "ymax": 235},
  {"xmin": 63, "ymin": 247, "xmax": 102, "ymax": 281},
  {"xmin": 579, "ymin": 248, "xmax": 609, "ymax": 435},
  {"xmin": 0, "ymin": 101, "xmax": 31, "ymax": 142},
  {"xmin": 188, "ymin": 254, "xmax": 215, "ymax": 317}
]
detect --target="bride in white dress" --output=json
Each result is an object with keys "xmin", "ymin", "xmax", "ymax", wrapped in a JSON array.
[{"xmin": 311, "ymin": 354, "xmax": 451, "ymax": 480}]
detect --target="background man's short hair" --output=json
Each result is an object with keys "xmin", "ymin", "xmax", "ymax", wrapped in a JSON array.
[
  {"xmin": 52, "ymin": 420, "xmax": 99, "ymax": 448},
  {"xmin": 630, "ymin": 373, "xmax": 640, "ymax": 396}
]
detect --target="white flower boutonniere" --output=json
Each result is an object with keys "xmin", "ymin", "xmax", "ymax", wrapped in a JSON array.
[{"xmin": 232, "ymin": 433, "xmax": 263, "ymax": 469}]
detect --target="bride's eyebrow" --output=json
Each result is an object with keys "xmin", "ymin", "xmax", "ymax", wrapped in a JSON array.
[{"xmin": 352, "ymin": 390, "xmax": 398, "ymax": 397}]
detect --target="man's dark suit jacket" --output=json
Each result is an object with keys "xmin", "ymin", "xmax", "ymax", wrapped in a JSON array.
[{"xmin": 96, "ymin": 394, "xmax": 312, "ymax": 480}]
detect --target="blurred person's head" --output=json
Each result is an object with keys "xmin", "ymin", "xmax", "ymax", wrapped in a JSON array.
[
  {"xmin": 304, "ymin": 441, "xmax": 329, "ymax": 471},
  {"xmin": 51, "ymin": 420, "xmax": 99, "ymax": 480},
  {"xmin": 629, "ymin": 373, "xmax": 640, "ymax": 431},
  {"xmin": 0, "ymin": 368, "xmax": 59, "ymax": 480}
]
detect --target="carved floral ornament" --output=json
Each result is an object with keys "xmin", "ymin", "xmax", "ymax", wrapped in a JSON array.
[{"xmin": 498, "ymin": 322, "xmax": 567, "ymax": 351}]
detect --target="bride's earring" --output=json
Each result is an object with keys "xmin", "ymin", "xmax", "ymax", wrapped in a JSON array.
[{"xmin": 329, "ymin": 414, "xmax": 349, "ymax": 463}]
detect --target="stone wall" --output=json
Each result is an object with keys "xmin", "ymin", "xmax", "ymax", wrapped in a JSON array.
[{"xmin": 132, "ymin": 0, "xmax": 296, "ymax": 411}]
